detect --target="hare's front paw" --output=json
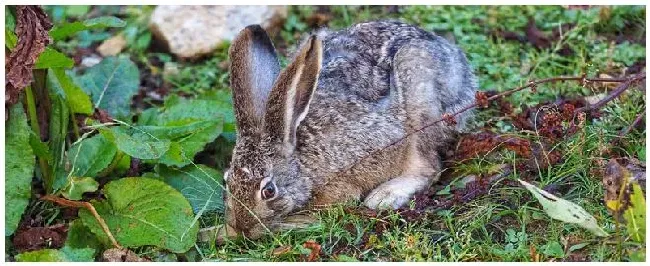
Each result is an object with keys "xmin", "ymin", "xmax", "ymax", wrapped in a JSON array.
[{"xmin": 363, "ymin": 175, "xmax": 428, "ymax": 209}]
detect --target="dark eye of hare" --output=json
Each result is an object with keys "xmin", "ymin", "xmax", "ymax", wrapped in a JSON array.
[{"xmin": 261, "ymin": 182, "xmax": 275, "ymax": 200}]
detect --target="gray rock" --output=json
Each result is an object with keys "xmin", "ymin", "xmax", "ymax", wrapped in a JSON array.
[{"xmin": 150, "ymin": 5, "xmax": 287, "ymax": 59}]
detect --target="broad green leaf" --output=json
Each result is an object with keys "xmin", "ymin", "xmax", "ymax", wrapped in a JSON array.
[
  {"xmin": 61, "ymin": 177, "xmax": 99, "ymax": 201},
  {"xmin": 47, "ymin": 68, "xmax": 93, "ymax": 114},
  {"xmin": 68, "ymin": 134, "xmax": 117, "ymax": 177},
  {"xmin": 518, "ymin": 179, "xmax": 609, "ymax": 237},
  {"xmin": 64, "ymin": 5, "xmax": 90, "ymax": 17},
  {"xmin": 15, "ymin": 246, "xmax": 95, "ymax": 262},
  {"xmin": 5, "ymin": 103, "xmax": 34, "ymax": 236},
  {"xmin": 5, "ymin": 28, "xmax": 17, "ymax": 49},
  {"xmin": 153, "ymin": 164, "xmax": 225, "ymax": 214},
  {"xmin": 160, "ymin": 99, "xmax": 234, "ymax": 133},
  {"xmin": 65, "ymin": 219, "xmax": 102, "ymax": 252},
  {"xmin": 50, "ymin": 16, "xmax": 126, "ymax": 41},
  {"xmin": 145, "ymin": 121, "xmax": 222, "ymax": 167},
  {"xmin": 5, "ymin": 6, "xmax": 15, "ymax": 31},
  {"xmin": 624, "ymin": 183, "xmax": 646, "ymax": 242},
  {"xmin": 79, "ymin": 177, "xmax": 199, "ymax": 253},
  {"xmin": 101, "ymin": 126, "xmax": 170, "ymax": 160},
  {"xmin": 35, "ymin": 47, "xmax": 74, "ymax": 69},
  {"xmin": 78, "ymin": 56, "xmax": 140, "ymax": 119},
  {"xmin": 48, "ymin": 94, "xmax": 70, "ymax": 193},
  {"xmin": 540, "ymin": 241, "xmax": 565, "ymax": 258},
  {"xmin": 29, "ymin": 131, "xmax": 52, "ymax": 162}
]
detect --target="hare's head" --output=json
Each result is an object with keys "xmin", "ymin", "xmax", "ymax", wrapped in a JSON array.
[{"xmin": 224, "ymin": 25, "xmax": 322, "ymax": 239}]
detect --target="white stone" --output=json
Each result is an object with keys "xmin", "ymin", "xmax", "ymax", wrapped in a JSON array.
[{"xmin": 149, "ymin": 5, "xmax": 287, "ymax": 59}]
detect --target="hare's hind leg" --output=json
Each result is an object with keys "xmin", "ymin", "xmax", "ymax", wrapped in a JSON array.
[{"xmin": 364, "ymin": 40, "xmax": 452, "ymax": 210}]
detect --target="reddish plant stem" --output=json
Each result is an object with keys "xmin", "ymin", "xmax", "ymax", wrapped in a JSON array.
[
  {"xmin": 40, "ymin": 194, "xmax": 122, "ymax": 249},
  {"xmin": 340, "ymin": 73, "xmax": 646, "ymax": 174}
]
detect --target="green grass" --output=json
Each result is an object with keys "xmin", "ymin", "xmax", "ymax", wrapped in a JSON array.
[{"xmin": 25, "ymin": 5, "xmax": 645, "ymax": 262}]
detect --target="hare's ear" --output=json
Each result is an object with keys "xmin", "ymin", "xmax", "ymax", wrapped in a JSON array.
[
  {"xmin": 265, "ymin": 35, "xmax": 322, "ymax": 153},
  {"xmin": 229, "ymin": 25, "xmax": 281, "ymax": 137}
]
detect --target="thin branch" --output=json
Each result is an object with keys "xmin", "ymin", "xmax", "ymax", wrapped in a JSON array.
[
  {"xmin": 41, "ymin": 194, "xmax": 122, "ymax": 249},
  {"xmin": 619, "ymin": 112, "xmax": 645, "ymax": 138},
  {"xmin": 339, "ymin": 73, "xmax": 646, "ymax": 175},
  {"xmin": 611, "ymin": 112, "xmax": 645, "ymax": 147}
]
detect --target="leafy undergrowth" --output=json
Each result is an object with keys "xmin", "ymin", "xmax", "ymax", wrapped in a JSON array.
[{"xmin": 4, "ymin": 5, "xmax": 646, "ymax": 262}]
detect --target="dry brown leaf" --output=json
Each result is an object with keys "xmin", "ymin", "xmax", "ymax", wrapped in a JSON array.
[
  {"xmin": 97, "ymin": 34, "xmax": 127, "ymax": 57},
  {"xmin": 271, "ymin": 245, "xmax": 292, "ymax": 256},
  {"xmin": 102, "ymin": 248, "xmax": 150, "ymax": 262},
  {"xmin": 603, "ymin": 159, "xmax": 646, "ymax": 221},
  {"xmin": 5, "ymin": 6, "xmax": 53, "ymax": 118},
  {"xmin": 302, "ymin": 240, "xmax": 321, "ymax": 262}
]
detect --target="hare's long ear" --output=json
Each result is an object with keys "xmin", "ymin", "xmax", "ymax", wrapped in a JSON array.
[
  {"xmin": 229, "ymin": 25, "xmax": 280, "ymax": 137},
  {"xmin": 265, "ymin": 36, "xmax": 322, "ymax": 153}
]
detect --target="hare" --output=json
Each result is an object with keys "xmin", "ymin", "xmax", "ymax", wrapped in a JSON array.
[{"xmin": 223, "ymin": 20, "xmax": 477, "ymax": 239}]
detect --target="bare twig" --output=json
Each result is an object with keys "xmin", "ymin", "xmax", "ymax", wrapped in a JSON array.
[
  {"xmin": 619, "ymin": 112, "xmax": 645, "ymax": 138},
  {"xmin": 611, "ymin": 112, "xmax": 645, "ymax": 147},
  {"xmin": 339, "ymin": 73, "xmax": 646, "ymax": 175},
  {"xmin": 41, "ymin": 195, "xmax": 122, "ymax": 249}
]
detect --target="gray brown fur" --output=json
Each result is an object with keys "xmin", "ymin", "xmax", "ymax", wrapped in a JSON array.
[{"xmin": 224, "ymin": 20, "xmax": 477, "ymax": 239}]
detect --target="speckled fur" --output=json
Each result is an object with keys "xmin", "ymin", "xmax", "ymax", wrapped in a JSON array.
[{"xmin": 225, "ymin": 20, "xmax": 477, "ymax": 239}]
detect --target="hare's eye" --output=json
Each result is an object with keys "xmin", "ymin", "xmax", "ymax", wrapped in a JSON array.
[{"xmin": 261, "ymin": 182, "xmax": 276, "ymax": 200}]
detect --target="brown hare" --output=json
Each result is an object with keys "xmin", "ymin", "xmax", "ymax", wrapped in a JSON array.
[{"xmin": 223, "ymin": 20, "xmax": 477, "ymax": 239}]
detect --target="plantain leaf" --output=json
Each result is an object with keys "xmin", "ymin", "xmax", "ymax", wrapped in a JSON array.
[
  {"xmin": 68, "ymin": 134, "xmax": 117, "ymax": 177},
  {"xmin": 50, "ymin": 16, "xmax": 126, "ymax": 41},
  {"xmin": 15, "ymin": 246, "xmax": 95, "ymax": 262},
  {"xmin": 48, "ymin": 94, "xmax": 70, "ymax": 193},
  {"xmin": 47, "ymin": 68, "xmax": 93, "ymax": 114},
  {"xmin": 152, "ymin": 164, "xmax": 225, "ymax": 214},
  {"xmin": 518, "ymin": 179, "xmax": 609, "ymax": 237},
  {"xmin": 65, "ymin": 219, "xmax": 102, "ymax": 252},
  {"xmin": 100, "ymin": 126, "xmax": 170, "ymax": 160},
  {"xmin": 5, "ymin": 103, "xmax": 34, "ymax": 236},
  {"xmin": 79, "ymin": 177, "xmax": 198, "ymax": 253},
  {"xmin": 35, "ymin": 47, "xmax": 74, "ymax": 69},
  {"xmin": 78, "ymin": 56, "xmax": 140, "ymax": 119},
  {"xmin": 61, "ymin": 177, "xmax": 99, "ymax": 201}
]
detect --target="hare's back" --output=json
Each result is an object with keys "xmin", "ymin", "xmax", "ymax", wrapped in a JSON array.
[{"xmin": 317, "ymin": 20, "xmax": 441, "ymax": 102}]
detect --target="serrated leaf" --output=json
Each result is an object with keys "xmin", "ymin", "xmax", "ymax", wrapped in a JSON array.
[
  {"xmin": 78, "ymin": 56, "xmax": 140, "ymax": 119},
  {"xmin": 35, "ymin": 47, "xmax": 74, "ymax": 69},
  {"xmin": 518, "ymin": 179, "xmax": 609, "ymax": 237},
  {"xmin": 5, "ymin": 103, "xmax": 34, "ymax": 236},
  {"xmin": 61, "ymin": 177, "xmax": 99, "ymax": 200},
  {"xmin": 79, "ymin": 177, "xmax": 198, "ymax": 253},
  {"xmin": 100, "ymin": 126, "xmax": 170, "ymax": 160},
  {"xmin": 47, "ymin": 68, "xmax": 93, "ymax": 114},
  {"xmin": 15, "ymin": 246, "xmax": 95, "ymax": 262},
  {"xmin": 624, "ymin": 183, "xmax": 646, "ymax": 242},
  {"xmin": 68, "ymin": 134, "xmax": 117, "ymax": 177},
  {"xmin": 153, "ymin": 164, "xmax": 225, "ymax": 214},
  {"xmin": 50, "ymin": 16, "xmax": 126, "ymax": 41}
]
